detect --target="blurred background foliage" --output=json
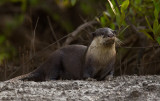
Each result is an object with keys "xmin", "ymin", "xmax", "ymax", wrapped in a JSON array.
[{"xmin": 0, "ymin": 0, "xmax": 160, "ymax": 80}]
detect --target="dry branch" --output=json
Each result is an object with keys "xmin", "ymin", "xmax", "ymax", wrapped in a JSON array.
[
  {"xmin": 31, "ymin": 17, "xmax": 39, "ymax": 55},
  {"xmin": 63, "ymin": 20, "xmax": 99, "ymax": 46},
  {"xmin": 47, "ymin": 16, "xmax": 61, "ymax": 48}
]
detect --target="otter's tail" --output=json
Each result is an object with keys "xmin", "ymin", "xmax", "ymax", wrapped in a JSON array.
[{"xmin": 6, "ymin": 72, "xmax": 44, "ymax": 82}]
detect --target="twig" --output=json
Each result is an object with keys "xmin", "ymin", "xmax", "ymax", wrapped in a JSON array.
[
  {"xmin": 116, "ymin": 55, "xmax": 137, "ymax": 72},
  {"xmin": 149, "ymin": 48, "xmax": 160, "ymax": 61},
  {"xmin": 134, "ymin": 60, "xmax": 160, "ymax": 66},
  {"xmin": 31, "ymin": 17, "xmax": 39, "ymax": 55},
  {"xmin": 8, "ymin": 34, "xmax": 69, "ymax": 79},
  {"xmin": 22, "ymin": 53, "xmax": 25, "ymax": 74},
  {"xmin": 4, "ymin": 60, "xmax": 7, "ymax": 80},
  {"xmin": 47, "ymin": 16, "xmax": 60, "ymax": 48},
  {"xmin": 120, "ymin": 53, "xmax": 122, "ymax": 76},
  {"xmin": 118, "ymin": 45, "xmax": 160, "ymax": 49},
  {"xmin": 63, "ymin": 20, "xmax": 99, "ymax": 46}
]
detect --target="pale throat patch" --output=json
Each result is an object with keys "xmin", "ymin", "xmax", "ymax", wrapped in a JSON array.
[{"xmin": 86, "ymin": 36, "xmax": 116, "ymax": 66}]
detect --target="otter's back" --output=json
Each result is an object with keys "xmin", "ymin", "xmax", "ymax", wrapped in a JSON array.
[{"xmin": 59, "ymin": 45, "xmax": 87, "ymax": 79}]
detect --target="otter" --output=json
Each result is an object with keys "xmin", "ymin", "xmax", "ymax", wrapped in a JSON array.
[{"xmin": 8, "ymin": 27, "xmax": 117, "ymax": 81}]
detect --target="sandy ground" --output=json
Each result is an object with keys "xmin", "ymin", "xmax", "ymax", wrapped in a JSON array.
[{"xmin": 0, "ymin": 76, "xmax": 160, "ymax": 101}]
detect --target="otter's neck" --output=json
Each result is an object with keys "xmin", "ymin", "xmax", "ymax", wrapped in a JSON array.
[{"xmin": 85, "ymin": 40, "xmax": 116, "ymax": 66}]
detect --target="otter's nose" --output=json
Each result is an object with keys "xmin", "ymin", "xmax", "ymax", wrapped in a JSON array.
[{"xmin": 107, "ymin": 34, "xmax": 114, "ymax": 37}]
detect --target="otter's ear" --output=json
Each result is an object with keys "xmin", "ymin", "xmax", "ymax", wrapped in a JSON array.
[
  {"xmin": 91, "ymin": 32, "xmax": 96, "ymax": 38},
  {"xmin": 112, "ymin": 30, "xmax": 117, "ymax": 35}
]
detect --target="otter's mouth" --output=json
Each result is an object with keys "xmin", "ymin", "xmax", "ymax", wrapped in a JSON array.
[{"xmin": 103, "ymin": 37, "xmax": 115, "ymax": 46}]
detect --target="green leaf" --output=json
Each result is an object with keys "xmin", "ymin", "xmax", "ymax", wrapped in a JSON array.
[
  {"xmin": 71, "ymin": 0, "xmax": 76, "ymax": 6},
  {"xmin": 119, "ymin": 25, "xmax": 130, "ymax": 35},
  {"xmin": 140, "ymin": 29, "xmax": 153, "ymax": 40},
  {"xmin": 116, "ymin": 13, "xmax": 121, "ymax": 28},
  {"xmin": 156, "ymin": 37, "xmax": 160, "ymax": 45},
  {"xmin": 157, "ymin": 25, "xmax": 160, "ymax": 35},
  {"xmin": 153, "ymin": 0, "xmax": 160, "ymax": 12},
  {"xmin": 110, "ymin": 23, "xmax": 115, "ymax": 30},
  {"xmin": 120, "ymin": 12, "xmax": 125, "ymax": 27},
  {"xmin": 145, "ymin": 16, "xmax": 153, "ymax": 31},
  {"xmin": 154, "ymin": 9, "xmax": 159, "ymax": 19},
  {"xmin": 107, "ymin": 0, "xmax": 117, "ymax": 15},
  {"xmin": 121, "ymin": 0, "xmax": 129, "ymax": 12},
  {"xmin": 153, "ymin": 19, "xmax": 159, "ymax": 34},
  {"xmin": 100, "ymin": 16, "xmax": 106, "ymax": 27}
]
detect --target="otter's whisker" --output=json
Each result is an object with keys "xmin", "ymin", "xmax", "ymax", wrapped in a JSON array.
[{"xmin": 115, "ymin": 38, "xmax": 123, "ymax": 46}]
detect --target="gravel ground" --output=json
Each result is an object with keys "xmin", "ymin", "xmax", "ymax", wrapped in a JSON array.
[{"xmin": 0, "ymin": 76, "xmax": 160, "ymax": 101}]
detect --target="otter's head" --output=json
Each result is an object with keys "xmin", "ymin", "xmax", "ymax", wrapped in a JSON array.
[{"xmin": 91, "ymin": 27, "xmax": 117, "ymax": 47}]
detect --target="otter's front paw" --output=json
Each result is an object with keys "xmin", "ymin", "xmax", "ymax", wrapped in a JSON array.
[
  {"xmin": 86, "ymin": 77, "xmax": 97, "ymax": 81},
  {"xmin": 105, "ymin": 75, "xmax": 114, "ymax": 81}
]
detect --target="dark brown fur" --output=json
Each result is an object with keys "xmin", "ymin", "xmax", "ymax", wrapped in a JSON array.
[{"xmin": 8, "ymin": 27, "xmax": 117, "ymax": 81}]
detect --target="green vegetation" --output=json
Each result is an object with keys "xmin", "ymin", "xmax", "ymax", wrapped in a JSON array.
[{"xmin": 0, "ymin": 0, "xmax": 160, "ymax": 61}]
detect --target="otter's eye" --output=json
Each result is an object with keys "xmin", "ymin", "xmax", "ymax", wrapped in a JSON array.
[
  {"xmin": 112, "ymin": 30, "xmax": 117, "ymax": 35},
  {"xmin": 107, "ymin": 33, "xmax": 114, "ymax": 37},
  {"xmin": 101, "ymin": 33, "xmax": 105, "ymax": 36}
]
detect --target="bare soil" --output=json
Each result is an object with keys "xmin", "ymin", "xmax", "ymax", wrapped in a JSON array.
[{"xmin": 0, "ymin": 76, "xmax": 160, "ymax": 101}]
